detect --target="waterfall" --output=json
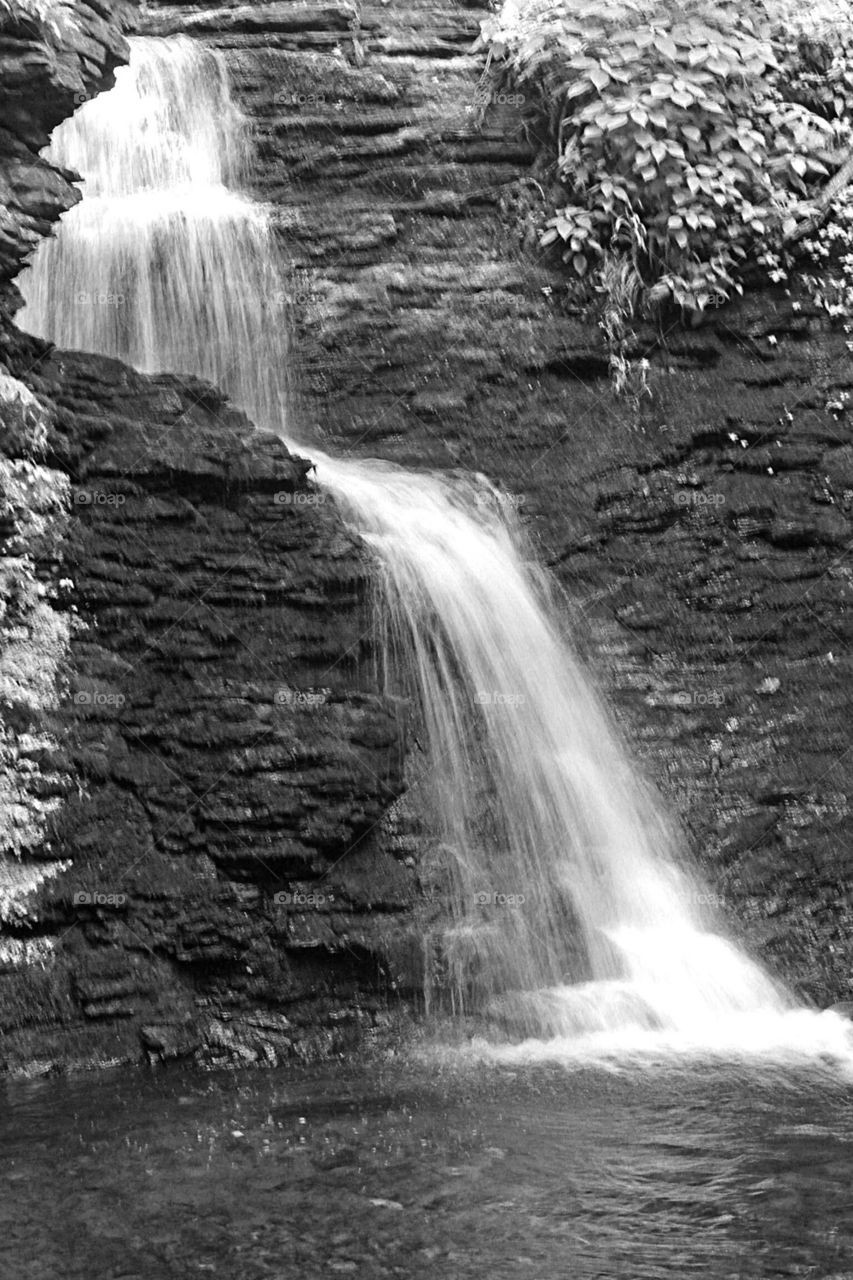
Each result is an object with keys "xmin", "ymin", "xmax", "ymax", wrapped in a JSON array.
[
  {"xmin": 16, "ymin": 37, "xmax": 291, "ymax": 437},
  {"xmin": 16, "ymin": 35, "xmax": 850, "ymax": 1054},
  {"xmin": 315, "ymin": 458, "xmax": 792, "ymax": 1042}
]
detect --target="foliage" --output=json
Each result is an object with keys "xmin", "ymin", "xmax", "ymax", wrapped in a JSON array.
[
  {"xmin": 767, "ymin": 0, "xmax": 853, "ymax": 331},
  {"xmin": 479, "ymin": 0, "xmax": 853, "ymax": 317}
]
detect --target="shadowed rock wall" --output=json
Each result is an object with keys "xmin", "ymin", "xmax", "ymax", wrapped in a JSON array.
[{"xmin": 0, "ymin": 0, "xmax": 417, "ymax": 1074}]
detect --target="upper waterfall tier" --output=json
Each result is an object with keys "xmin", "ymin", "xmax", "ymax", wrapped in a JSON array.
[
  {"xmin": 16, "ymin": 35, "xmax": 290, "ymax": 437},
  {"xmin": 47, "ymin": 36, "xmax": 249, "ymax": 196}
]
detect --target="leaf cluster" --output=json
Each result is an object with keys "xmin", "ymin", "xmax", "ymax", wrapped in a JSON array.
[{"xmin": 480, "ymin": 0, "xmax": 852, "ymax": 313}]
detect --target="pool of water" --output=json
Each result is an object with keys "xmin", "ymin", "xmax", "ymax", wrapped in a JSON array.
[{"xmin": 3, "ymin": 1047, "xmax": 853, "ymax": 1280}]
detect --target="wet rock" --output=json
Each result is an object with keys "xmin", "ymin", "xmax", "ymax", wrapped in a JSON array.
[
  {"xmin": 153, "ymin": 0, "xmax": 852, "ymax": 1008},
  {"xmin": 139, "ymin": 1019, "xmax": 203, "ymax": 1060},
  {"xmin": 0, "ymin": 0, "xmax": 415, "ymax": 1074},
  {"xmin": 0, "ymin": 0, "xmax": 128, "ymax": 290},
  {"xmin": 2, "ymin": 0, "xmax": 853, "ymax": 1077}
]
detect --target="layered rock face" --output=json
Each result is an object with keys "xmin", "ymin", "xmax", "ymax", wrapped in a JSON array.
[
  {"xmin": 0, "ymin": 0, "xmax": 129, "ymax": 307},
  {"xmin": 0, "ymin": 0, "xmax": 414, "ymax": 1073},
  {"xmin": 135, "ymin": 0, "xmax": 853, "ymax": 1004},
  {"xmin": 0, "ymin": 0, "xmax": 851, "ymax": 1075}
]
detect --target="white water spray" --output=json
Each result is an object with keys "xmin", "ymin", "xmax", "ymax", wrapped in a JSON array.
[
  {"xmin": 17, "ymin": 37, "xmax": 290, "ymax": 435},
  {"xmin": 16, "ymin": 36, "xmax": 852, "ymax": 1056}
]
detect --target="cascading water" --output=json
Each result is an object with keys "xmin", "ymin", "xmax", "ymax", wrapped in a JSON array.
[
  {"xmin": 17, "ymin": 38, "xmax": 291, "ymax": 436},
  {"xmin": 17, "ymin": 36, "xmax": 853, "ymax": 1057}
]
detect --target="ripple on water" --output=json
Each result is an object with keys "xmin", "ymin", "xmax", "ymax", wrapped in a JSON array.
[{"xmin": 2, "ymin": 1053, "xmax": 852, "ymax": 1280}]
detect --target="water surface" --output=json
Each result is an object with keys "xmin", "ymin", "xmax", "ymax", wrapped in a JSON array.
[{"xmin": 3, "ymin": 1053, "xmax": 852, "ymax": 1279}]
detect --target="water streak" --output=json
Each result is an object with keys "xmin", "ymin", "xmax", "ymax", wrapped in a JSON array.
[
  {"xmin": 16, "ymin": 35, "xmax": 852, "ymax": 1056},
  {"xmin": 17, "ymin": 37, "xmax": 290, "ymax": 435},
  {"xmin": 316, "ymin": 458, "xmax": 789, "ymax": 1038}
]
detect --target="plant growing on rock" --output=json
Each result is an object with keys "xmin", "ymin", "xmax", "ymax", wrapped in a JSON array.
[
  {"xmin": 479, "ymin": 0, "xmax": 853, "ymax": 319},
  {"xmin": 767, "ymin": 0, "xmax": 853, "ymax": 330}
]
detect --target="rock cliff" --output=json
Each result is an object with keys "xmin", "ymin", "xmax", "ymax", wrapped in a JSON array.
[
  {"xmin": 136, "ymin": 0, "xmax": 852, "ymax": 1004},
  {"xmin": 0, "ymin": 0, "xmax": 415, "ymax": 1073},
  {"xmin": 0, "ymin": 0, "xmax": 851, "ymax": 1073}
]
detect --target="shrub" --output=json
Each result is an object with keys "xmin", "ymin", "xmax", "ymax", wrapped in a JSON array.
[{"xmin": 479, "ymin": 0, "xmax": 853, "ymax": 316}]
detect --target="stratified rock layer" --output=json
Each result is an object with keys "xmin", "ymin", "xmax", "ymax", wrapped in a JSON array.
[
  {"xmin": 136, "ymin": 0, "xmax": 852, "ymax": 1004},
  {"xmin": 0, "ymin": 0, "xmax": 416, "ymax": 1073},
  {"xmin": 0, "ymin": 0, "xmax": 851, "ymax": 1076},
  {"xmin": 0, "ymin": 0, "xmax": 129, "ymax": 309}
]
